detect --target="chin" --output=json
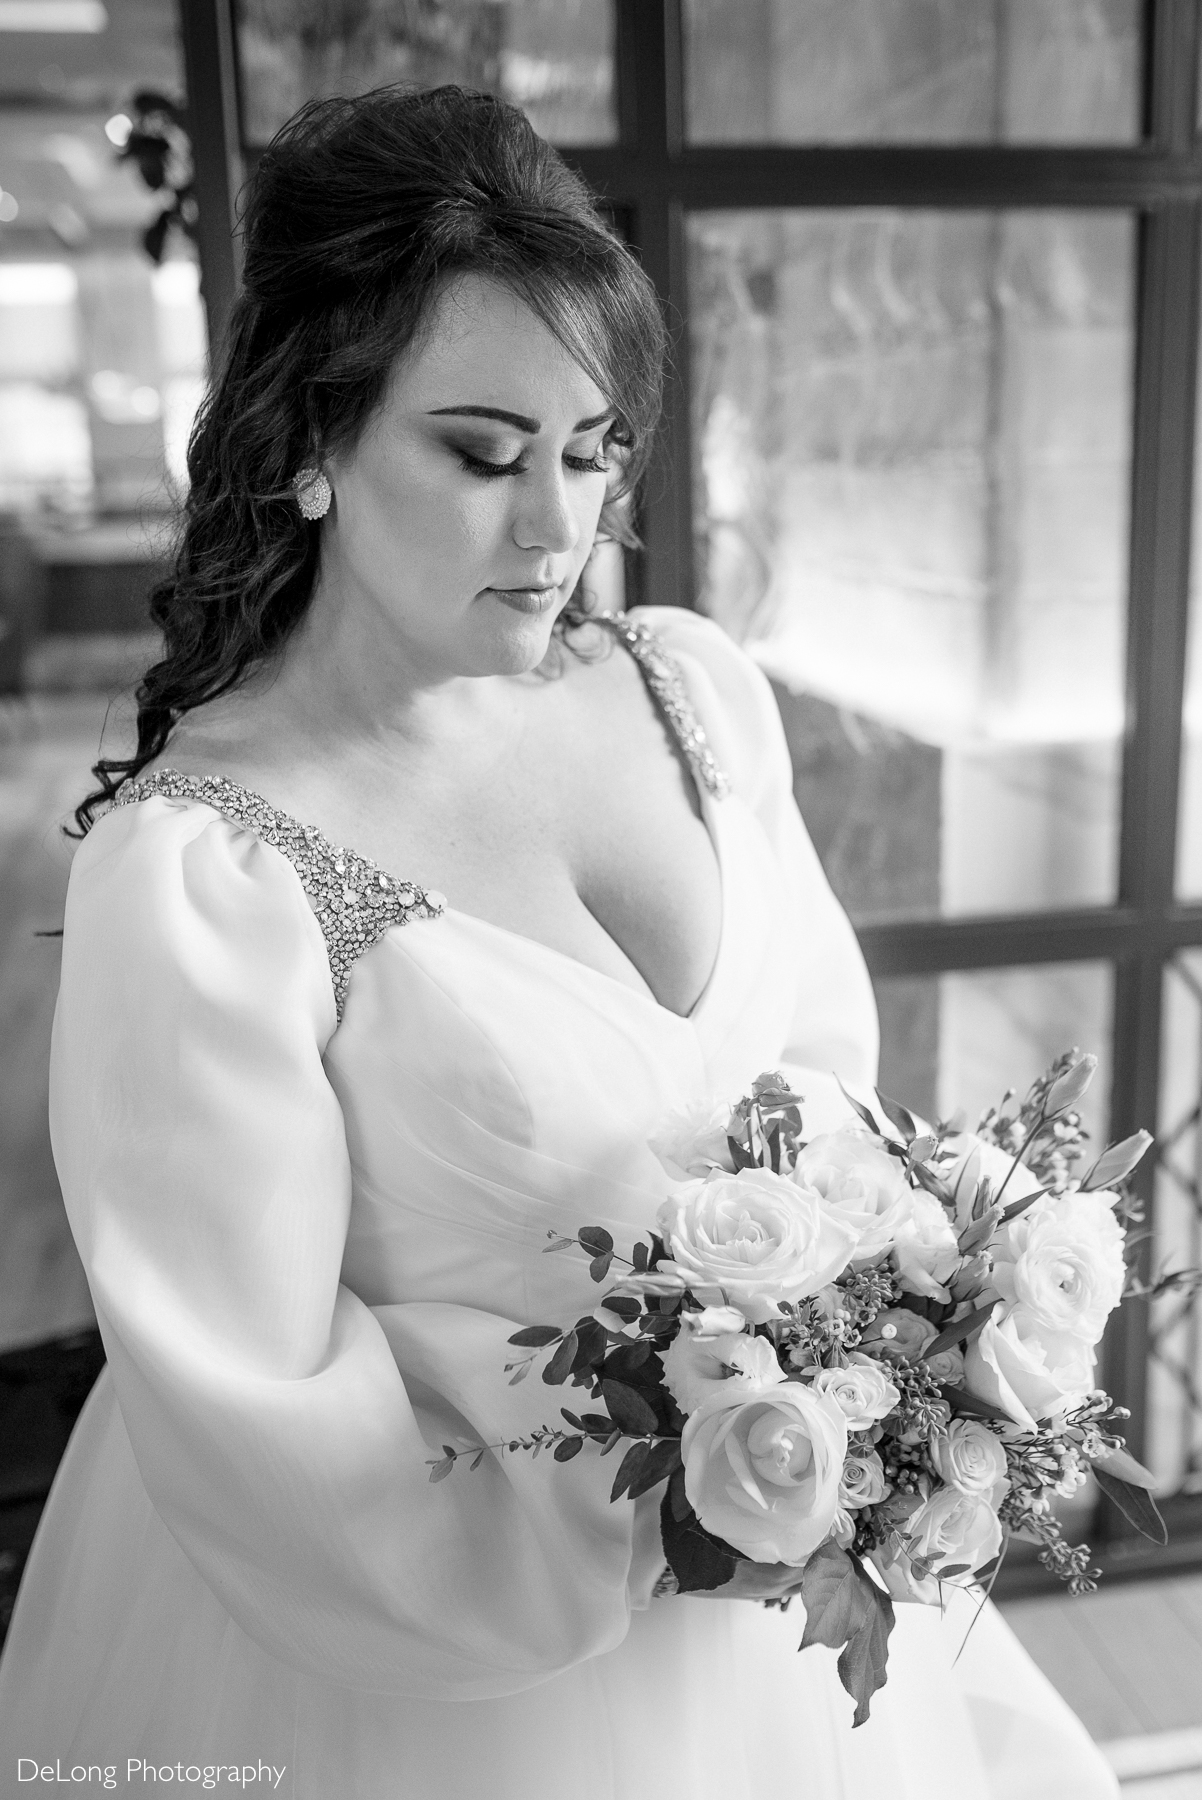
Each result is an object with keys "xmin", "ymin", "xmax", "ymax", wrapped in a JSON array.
[{"xmin": 469, "ymin": 609, "xmax": 560, "ymax": 677}]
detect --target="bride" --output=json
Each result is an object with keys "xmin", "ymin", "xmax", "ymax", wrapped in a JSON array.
[{"xmin": 0, "ymin": 85, "xmax": 1117, "ymax": 1800}]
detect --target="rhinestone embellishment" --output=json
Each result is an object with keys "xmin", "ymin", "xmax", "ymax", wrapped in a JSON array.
[
  {"xmin": 590, "ymin": 612, "xmax": 731, "ymax": 800},
  {"xmin": 112, "ymin": 769, "xmax": 445, "ymax": 1021}
]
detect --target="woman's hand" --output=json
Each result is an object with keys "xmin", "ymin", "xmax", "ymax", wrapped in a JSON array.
[{"xmin": 681, "ymin": 1558, "xmax": 807, "ymax": 1603}]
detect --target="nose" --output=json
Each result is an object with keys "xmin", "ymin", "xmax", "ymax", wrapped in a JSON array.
[{"xmin": 511, "ymin": 465, "xmax": 579, "ymax": 557}]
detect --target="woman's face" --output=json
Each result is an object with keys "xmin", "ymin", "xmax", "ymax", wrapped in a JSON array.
[{"xmin": 318, "ymin": 271, "xmax": 617, "ymax": 682}]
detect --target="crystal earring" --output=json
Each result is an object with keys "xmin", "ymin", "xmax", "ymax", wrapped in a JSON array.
[{"xmin": 294, "ymin": 466, "xmax": 332, "ymax": 521}]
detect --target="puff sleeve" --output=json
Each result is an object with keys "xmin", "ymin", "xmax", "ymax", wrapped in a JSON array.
[{"xmin": 49, "ymin": 797, "xmax": 637, "ymax": 1698}]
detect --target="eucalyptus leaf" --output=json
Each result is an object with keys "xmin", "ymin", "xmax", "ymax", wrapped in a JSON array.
[
  {"xmin": 600, "ymin": 1379, "xmax": 660, "ymax": 1436},
  {"xmin": 578, "ymin": 1225, "xmax": 614, "ymax": 1255},
  {"xmin": 428, "ymin": 1457, "xmax": 455, "ymax": 1484},
  {"xmin": 590, "ymin": 1251, "xmax": 614, "ymax": 1284},
  {"xmin": 626, "ymin": 1437, "xmax": 683, "ymax": 1500},
  {"xmin": 610, "ymin": 1440, "xmax": 651, "ymax": 1501},
  {"xmin": 543, "ymin": 1330, "xmax": 579, "ymax": 1385},
  {"xmin": 507, "ymin": 1325, "xmax": 563, "ymax": 1348},
  {"xmin": 553, "ymin": 1435, "xmax": 585, "ymax": 1463},
  {"xmin": 939, "ymin": 1383, "xmax": 1012, "ymax": 1424}
]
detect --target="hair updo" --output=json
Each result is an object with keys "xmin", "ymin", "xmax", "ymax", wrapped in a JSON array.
[{"xmin": 74, "ymin": 83, "xmax": 668, "ymax": 832}]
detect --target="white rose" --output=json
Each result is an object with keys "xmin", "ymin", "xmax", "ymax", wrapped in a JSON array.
[
  {"xmin": 812, "ymin": 1353, "xmax": 900, "ymax": 1432},
  {"xmin": 658, "ymin": 1167, "xmax": 859, "ymax": 1324},
  {"xmin": 682, "ymin": 1379, "xmax": 848, "ymax": 1564},
  {"xmin": 830, "ymin": 1505, "xmax": 857, "ymax": 1549},
  {"xmin": 649, "ymin": 1097, "xmax": 735, "ymax": 1178},
  {"xmin": 928, "ymin": 1419, "xmax": 1009, "ymax": 1497},
  {"xmin": 943, "ymin": 1136, "xmax": 1045, "ymax": 1231},
  {"xmin": 905, "ymin": 1484, "xmax": 1003, "ymax": 1577},
  {"xmin": 992, "ymin": 1191, "xmax": 1125, "ymax": 1348},
  {"xmin": 891, "ymin": 1192, "xmax": 961, "ymax": 1301},
  {"xmin": 839, "ymin": 1448, "xmax": 888, "ymax": 1509},
  {"xmin": 964, "ymin": 1304, "xmax": 1095, "ymax": 1429},
  {"xmin": 662, "ymin": 1326, "xmax": 784, "ymax": 1416},
  {"xmin": 689, "ymin": 1304, "xmax": 750, "ymax": 1340},
  {"xmin": 791, "ymin": 1129, "xmax": 913, "ymax": 1260}
]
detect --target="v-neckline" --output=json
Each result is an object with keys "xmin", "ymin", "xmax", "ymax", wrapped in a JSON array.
[{"xmin": 440, "ymin": 783, "xmax": 727, "ymax": 1027}]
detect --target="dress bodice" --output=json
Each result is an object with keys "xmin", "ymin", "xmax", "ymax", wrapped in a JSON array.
[{"xmin": 43, "ymin": 605, "xmax": 879, "ymax": 1698}]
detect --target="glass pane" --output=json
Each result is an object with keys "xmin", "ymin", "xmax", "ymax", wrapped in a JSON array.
[
  {"xmin": 1151, "ymin": 952, "xmax": 1202, "ymax": 1495},
  {"xmin": 0, "ymin": 0, "xmax": 205, "ymax": 521},
  {"xmin": 1176, "ymin": 302, "xmax": 1202, "ymax": 898},
  {"xmin": 690, "ymin": 209, "xmax": 1133, "ymax": 924},
  {"xmin": 875, "ymin": 961, "xmax": 1113, "ymax": 1147},
  {"xmin": 236, "ymin": 0, "xmax": 616, "ymax": 148},
  {"xmin": 685, "ymin": 0, "xmax": 1141, "ymax": 144}
]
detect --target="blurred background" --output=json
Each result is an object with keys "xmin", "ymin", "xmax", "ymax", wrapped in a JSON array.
[{"xmin": 1, "ymin": 0, "xmax": 1201, "ymax": 1784}]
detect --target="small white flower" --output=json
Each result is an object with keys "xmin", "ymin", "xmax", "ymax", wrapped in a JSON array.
[
  {"xmin": 812, "ymin": 1354, "xmax": 900, "ymax": 1432},
  {"xmin": 649, "ymin": 1097, "xmax": 735, "ymax": 1178}
]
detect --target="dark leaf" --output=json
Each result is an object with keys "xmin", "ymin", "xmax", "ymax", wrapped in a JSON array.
[
  {"xmin": 543, "ymin": 1330, "xmax": 579, "ymax": 1385},
  {"xmin": 507, "ymin": 1325, "xmax": 563, "ymax": 1348},
  {"xmin": 836, "ymin": 1077, "xmax": 881, "ymax": 1136},
  {"xmin": 554, "ymin": 1435, "xmax": 585, "ymax": 1463},
  {"xmin": 924, "ymin": 1301, "xmax": 997, "ymax": 1359},
  {"xmin": 1090, "ymin": 1444, "xmax": 1157, "ymax": 1489},
  {"xmin": 939, "ymin": 1383, "xmax": 1012, "ymax": 1424},
  {"xmin": 578, "ymin": 1225, "xmax": 614, "ymax": 1255},
  {"xmin": 659, "ymin": 1489, "xmax": 744, "ymax": 1592},
  {"xmin": 428, "ymin": 1457, "xmax": 455, "ymax": 1484},
  {"xmin": 590, "ymin": 1251, "xmax": 614, "ymax": 1283},
  {"xmin": 577, "ymin": 1411, "xmax": 615, "ymax": 1436},
  {"xmin": 632, "ymin": 1241, "xmax": 649, "ymax": 1272},
  {"xmin": 800, "ymin": 1543, "xmax": 894, "ymax": 1728},
  {"xmin": 767, "ymin": 1121, "xmax": 782, "ymax": 1174},
  {"xmin": 570, "ymin": 1319, "xmax": 608, "ymax": 1371},
  {"xmin": 601, "ymin": 1428, "xmax": 623, "ymax": 1455},
  {"xmin": 610, "ymin": 1439, "xmax": 651, "ymax": 1501},
  {"xmin": 875, "ymin": 1090, "xmax": 917, "ymax": 1143},
  {"xmin": 600, "ymin": 1295, "xmax": 641, "ymax": 1323},
  {"xmin": 470, "ymin": 1450, "xmax": 485, "ymax": 1471},
  {"xmin": 603, "ymin": 1341, "xmax": 652, "ymax": 1379},
  {"xmin": 668, "ymin": 1462, "xmax": 690, "ymax": 1522},
  {"xmin": 909, "ymin": 1159, "xmax": 955, "ymax": 1208},
  {"xmin": 728, "ymin": 1135, "xmax": 756, "ymax": 1172},
  {"xmin": 647, "ymin": 1233, "xmax": 669, "ymax": 1268},
  {"xmin": 1094, "ymin": 1467, "xmax": 1168, "ymax": 1544},
  {"xmin": 601, "ymin": 1379, "xmax": 660, "ymax": 1436},
  {"xmin": 1000, "ymin": 1187, "xmax": 1048, "ymax": 1224},
  {"xmin": 626, "ymin": 1437, "xmax": 683, "ymax": 1500}
]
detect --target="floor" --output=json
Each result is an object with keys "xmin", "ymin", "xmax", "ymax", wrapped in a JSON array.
[{"xmin": 1000, "ymin": 1575, "xmax": 1202, "ymax": 1797}]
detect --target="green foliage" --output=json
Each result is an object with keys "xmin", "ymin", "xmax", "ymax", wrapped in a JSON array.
[{"xmin": 799, "ymin": 1543, "xmax": 895, "ymax": 1728}]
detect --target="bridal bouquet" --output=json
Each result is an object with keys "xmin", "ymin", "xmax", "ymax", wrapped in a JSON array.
[{"xmin": 433, "ymin": 1054, "xmax": 1173, "ymax": 1724}]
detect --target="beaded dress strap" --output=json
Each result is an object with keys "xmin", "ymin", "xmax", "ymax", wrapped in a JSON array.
[
  {"xmin": 589, "ymin": 611, "xmax": 731, "ymax": 800},
  {"xmin": 111, "ymin": 769, "xmax": 445, "ymax": 1021}
]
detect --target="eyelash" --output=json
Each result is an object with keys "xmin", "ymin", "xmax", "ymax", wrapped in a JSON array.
[{"xmin": 457, "ymin": 449, "xmax": 610, "ymax": 481}]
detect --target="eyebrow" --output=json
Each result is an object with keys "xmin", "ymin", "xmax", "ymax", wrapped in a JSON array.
[{"xmin": 426, "ymin": 405, "xmax": 614, "ymax": 434}]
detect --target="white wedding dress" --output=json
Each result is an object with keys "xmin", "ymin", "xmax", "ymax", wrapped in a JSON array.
[{"xmin": 0, "ymin": 608, "xmax": 1115, "ymax": 1800}]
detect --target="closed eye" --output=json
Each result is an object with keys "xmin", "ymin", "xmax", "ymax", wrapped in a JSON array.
[{"xmin": 458, "ymin": 447, "xmax": 611, "ymax": 480}]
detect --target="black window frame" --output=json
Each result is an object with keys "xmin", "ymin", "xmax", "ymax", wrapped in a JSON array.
[{"xmin": 181, "ymin": 0, "xmax": 1202, "ymax": 1590}]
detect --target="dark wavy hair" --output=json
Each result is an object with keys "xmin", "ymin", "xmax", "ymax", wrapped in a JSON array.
[{"xmin": 73, "ymin": 83, "xmax": 668, "ymax": 833}]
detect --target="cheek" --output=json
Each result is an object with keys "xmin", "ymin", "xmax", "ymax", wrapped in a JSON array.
[{"xmin": 354, "ymin": 444, "xmax": 510, "ymax": 567}]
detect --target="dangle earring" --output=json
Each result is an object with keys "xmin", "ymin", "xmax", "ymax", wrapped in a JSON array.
[{"xmin": 293, "ymin": 466, "xmax": 332, "ymax": 521}]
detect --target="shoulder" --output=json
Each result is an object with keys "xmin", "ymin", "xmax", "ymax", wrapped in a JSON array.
[
  {"xmin": 67, "ymin": 791, "xmax": 337, "ymax": 1034},
  {"xmin": 625, "ymin": 605, "xmax": 787, "ymax": 801}
]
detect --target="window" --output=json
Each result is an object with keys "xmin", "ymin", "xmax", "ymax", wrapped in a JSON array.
[{"xmin": 185, "ymin": 0, "xmax": 1202, "ymax": 1583}]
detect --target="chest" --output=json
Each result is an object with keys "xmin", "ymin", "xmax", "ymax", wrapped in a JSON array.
[{"xmin": 344, "ymin": 680, "xmax": 725, "ymax": 1020}]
